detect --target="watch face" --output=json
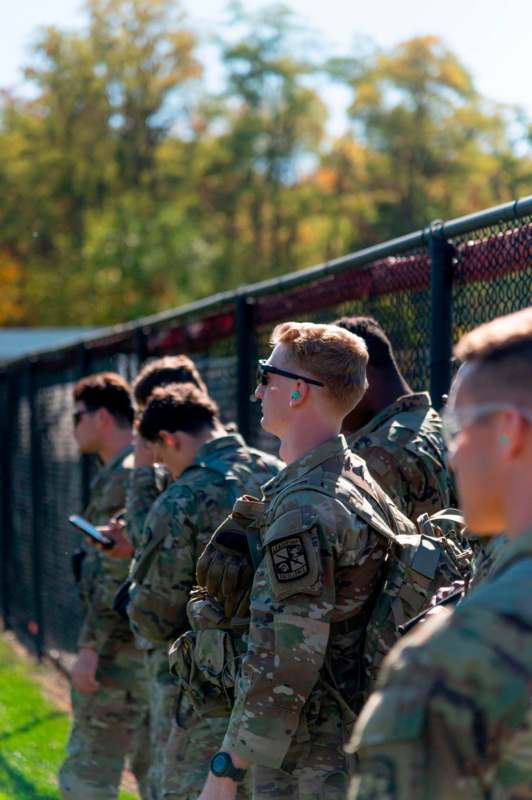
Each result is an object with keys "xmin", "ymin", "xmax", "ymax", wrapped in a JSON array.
[{"xmin": 211, "ymin": 752, "xmax": 230, "ymax": 776}]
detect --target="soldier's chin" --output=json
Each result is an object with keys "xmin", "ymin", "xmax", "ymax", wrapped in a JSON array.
[{"xmin": 260, "ymin": 414, "xmax": 278, "ymax": 437}]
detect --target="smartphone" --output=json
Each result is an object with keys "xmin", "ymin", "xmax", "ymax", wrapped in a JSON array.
[{"xmin": 68, "ymin": 514, "xmax": 113, "ymax": 548}]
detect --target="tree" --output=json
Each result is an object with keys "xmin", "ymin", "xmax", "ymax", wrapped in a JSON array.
[
  {"xmin": 194, "ymin": 3, "xmax": 327, "ymax": 286},
  {"xmin": 0, "ymin": 0, "xmax": 203, "ymax": 324},
  {"xmin": 329, "ymin": 36, "xmax": 531, "ymax": 237}
]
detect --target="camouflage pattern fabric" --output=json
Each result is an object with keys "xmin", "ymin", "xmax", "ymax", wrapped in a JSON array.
[
  {"xmin": 77, "ymin": 444, "xmax": 138, "ymax": 651},
  {"xmin": 127, "ymin": 462, "xmax": 172, "ymax": 550},
  {"xmin": 221, "ymin": 435, "xmax": 416, "ymax": 798},
  {"xmin": 162, "ymin": 692, "xmax": 251, "ymax": 800},
  {"xmin": 468, "ymin": 533, "xmax": 508, "ymax": 592},
  {"xmin": 144, "ymin": 648, "xmax": 182, "ymax": 800},
  {"xmin": 127, "ymin": 433, "xmax": 282, "ymax": 799},
  {"xmin": 59, "ymin": 645, "xmax": 151, "ymax": 799},
  {"xmin": 59, "ymin": 444, "xmax": 150, "ymax": 799},
  {"xmin": 126, "ymin": 462, "xmax": 174, "ymax": 654},
  {"xmin": 348, "ymin": 393, "xmax": 456, "ymax": 523},
  {"xmin": 349, "ymin": 528, "xmax": 532, "ymax": 800}
]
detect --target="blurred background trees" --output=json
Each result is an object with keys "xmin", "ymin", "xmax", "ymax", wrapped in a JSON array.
[{"xmin": 0, "ymin": 0, "xmax": 530, "ymax": 325}]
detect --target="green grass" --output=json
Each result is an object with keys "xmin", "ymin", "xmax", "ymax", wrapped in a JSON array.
[{"xmin": 0, "ymin": 636, "xmax": 137, "ymax": 799}]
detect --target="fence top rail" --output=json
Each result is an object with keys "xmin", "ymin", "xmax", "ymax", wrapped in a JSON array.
[{"xmin": 1, "ymin": 194, "xmax": 531, "ymax": 375}]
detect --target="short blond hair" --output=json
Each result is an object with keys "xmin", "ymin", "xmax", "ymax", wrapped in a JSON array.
[
  {"xmin": 271, "ymin": 321, "xmax": 368, "ymax": 411},
  {"xmin": 454, "ymin": 308, "xmax": 532, "ymax": 403}
]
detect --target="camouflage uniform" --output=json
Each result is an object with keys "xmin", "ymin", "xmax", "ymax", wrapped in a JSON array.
[
  {"xmin": 59, "ymin": 444, "xmax": 151, "ymax": 800},
  {"xmin": 222, "ymin": 435, "xmax": 415, "ymax": 800},
  {"xmin": 348, "ymin": 393, "xmax": 456, "ymax": 523},
  {"xmin": 127, "ymin": 462, "xmax": 172, "ymax": 551},
  {"xmin": 126, "ymin": 433, "xmax": 282, "ymax": 799},
  {"xmin": 468, "ymin": 533, "xmax": 508, "ymax": 592},
  {"xmin": 349, "ymin": 528, "xmax": 532, "ymax": 800}
]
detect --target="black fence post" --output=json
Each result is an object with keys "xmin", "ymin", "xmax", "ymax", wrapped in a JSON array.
[
  {"xmin": 78, "ymin": 344, "xmax": 92, "ymax": 509},
  {"xmin": 28, "ymin": 361, "xmax": 45, "ymax": 659},
  {"xmin": 429, "ymin": 223, "xmax": 455, "ymax": 410},
  {"xmin": 0, "ymin": 369, "xmax": 15, "ymax": 632},
  {"xmin": 134, "ymin": 327, "xmax": 148, "ymax": 370},
  {"xmin": 235, "ymin": 294, "xmax": 256, "ymax": 442}
]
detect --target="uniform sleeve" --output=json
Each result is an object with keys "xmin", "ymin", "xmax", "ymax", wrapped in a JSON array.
[
  {"xmin": 78, "ymin": 468, "xmax": 131, "ymax": 651},
  {"xmin": 223, "ymin": 494, "xmax": 388, "ymax": 769},
  {"xmin": 126, "ymin": 464, "xmax": 171, "ymax": 550},
  {"xmin": 127, "ymin": 487, "xmax": 197, "ymax": 646},
  {"xmin": 350, "ymin": 603, "xmax": 532, "ymax": 800}
]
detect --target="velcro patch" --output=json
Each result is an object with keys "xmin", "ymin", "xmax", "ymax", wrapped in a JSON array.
[{"xmin": 269, "ymin": 536, "xmax": 309, "ymax": 582}]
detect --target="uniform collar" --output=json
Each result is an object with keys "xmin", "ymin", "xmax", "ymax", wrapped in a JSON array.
[
  {"xmin": 490, "ymin": 527, "xmax": 532, "ymax": 578},
  {"xmin": 262, "ymin": 434, "xmax": 348, "ymax": 500},
  {"xmin": 91, "ymin": 442, "xmax": 133, "ymax": 488},
  {"xmin": 192, "ymin": 432, "xmax": 245, "ymax": 466},
  {"xmin": 351, "ymin": 392, "xmax": 432, "ymax": 439}
]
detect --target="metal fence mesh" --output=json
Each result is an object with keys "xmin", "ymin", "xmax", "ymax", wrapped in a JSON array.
[
  {"xmin": 1, "ymin": 200, "xmax": 531, "ymax": 656},
  {"xmin": 451, "ymin": 215, "xmax": 532, "ymax": 341}
]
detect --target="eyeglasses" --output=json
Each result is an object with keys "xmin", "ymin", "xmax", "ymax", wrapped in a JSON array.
[
  {"xmin": 442, "ymin": 403, "xmax": 532, "ymax": 447},
  {"xmin": 256, "ymin": 359, "xmax": 325, "ymax": 387},
  {"xmin": 73, "ymin": 409, "xmax": 94, "ymax": 427}
]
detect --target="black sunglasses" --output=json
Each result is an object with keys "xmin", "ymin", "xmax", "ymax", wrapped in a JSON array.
[{"xmin": 256, "ymin": 359, "xmax": 324, "ymax": 387}]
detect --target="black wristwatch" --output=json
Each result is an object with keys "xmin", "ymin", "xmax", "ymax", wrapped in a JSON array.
[{"xmin": 210, "ymin": 751, "xmax": 247, "ymax": 782}]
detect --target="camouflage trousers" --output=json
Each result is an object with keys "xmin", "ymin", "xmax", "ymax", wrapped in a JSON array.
[
  {"xmin": 145, "ymin": 647, "xmax": 182, "ymax": 800},
  {"xmin": 250, "ymin": 690, "xmax": 350, "ymax": 800},
  {"xmin": 162, "ymin": 691, "xmax": 250, "ymax": 799},
  {"xmin": 59, "ymin": 644, "xmax": 151, "ymax": 799}
]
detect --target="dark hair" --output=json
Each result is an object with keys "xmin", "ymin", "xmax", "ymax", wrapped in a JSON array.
[
  {"xmin": 133, "ymin": 356, "xmax": 207, "ymax": 409},
  {"xmin": 73, "ymin": 372, "xmax": 134, "ymax": 428},
  {"xmin": 139, "ymin": 383, "xmax": 220, "ymax": 441},
  {"xmin": 334, "ymin": 316, "xmax": 397, "ymax": 369}
]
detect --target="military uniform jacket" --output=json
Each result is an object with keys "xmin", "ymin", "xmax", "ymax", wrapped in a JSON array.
[
  {"xmin": 350, "ymin": 528, "xmax": 532, "ymax": 800},
  {"xmin": 77, "ymin": 443, "xmax": 135, "ymax": 652},
  {"xmin": 127, "ymin": 433, "xmax": 283, "ymax": 650},
  {"xmin": 348, "ymin": 392, "xmax": 456, "ymax": 522},
  {"xmin": 222, "ymin": 434, "xmax": 415, "ymax": 771},
  {"xmin": 126, "ymin": 461, "xmax": 173, "ymax": 551}
]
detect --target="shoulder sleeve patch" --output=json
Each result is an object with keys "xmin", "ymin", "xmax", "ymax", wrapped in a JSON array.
[
  {"xmin": 270, "ymin": 535, "xmax": 309, "ymax": 582},
  {"xmin": 263, "ymin": 507, "xmax": 322, "ymax": 600}
]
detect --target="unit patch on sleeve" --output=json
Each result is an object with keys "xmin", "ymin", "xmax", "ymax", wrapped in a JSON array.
[{"xmin": 269, "ymin": 536, "xmax": 309, "ymax": 582}]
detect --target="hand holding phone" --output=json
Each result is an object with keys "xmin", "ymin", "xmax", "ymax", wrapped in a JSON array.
[{"xmin": 69, "ymin": 515, "xmax": 113, "ymax": 548}]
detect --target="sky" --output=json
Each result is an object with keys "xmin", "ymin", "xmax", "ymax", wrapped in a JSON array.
[{"xmin": 1, "ymin": 0, "xmax": 531, "ymax": 129}]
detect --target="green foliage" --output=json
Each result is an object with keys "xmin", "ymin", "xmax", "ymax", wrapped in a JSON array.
[
  {"xmin": 0, "ymin": 636, "xmax": 137, "ymax": 799},
  {"xmin": 0, "ymin": 3, "xmax": 530, "ymax": 325}
]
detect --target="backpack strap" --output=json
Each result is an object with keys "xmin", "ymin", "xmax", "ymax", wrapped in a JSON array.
[{"xmin": 265, "ymin": 472, "xmax": 398, "ymax": 546}]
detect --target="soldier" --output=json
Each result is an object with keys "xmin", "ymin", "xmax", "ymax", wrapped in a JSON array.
[
  {"xmin": 335, "ymin": 316, "xmax": 456, "ymax": 522},
  {"xmin": 128, "ymin": 355, "xmax": 209, "ymax": 550},
  {"xmin": 59, "ymin": 373, "xmax": 150, "ymax": 799},
  {"xmin": 126, "ymin": 383, "xmax": 283, "ymax": 799},
  {"xmin": 349, "ymin": 307, "xmax": 532, "ymax": 799},
  {"xmin": 196, "ymin": 321, "xmax": 416, "ymax": 800}
]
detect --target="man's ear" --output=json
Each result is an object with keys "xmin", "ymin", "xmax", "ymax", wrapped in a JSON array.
[
  {"xmin": 96, "ymin": 407, "xmax": 113, "ymax": 428},
  {"xmin": 159, "ymin": 430, "xmax": 180, "ymax": 449},
  {"xmin": 289, "ymin": 381, "xmax": 308, "ymax": 407},
  {"xmin": 498, "ymin": 410, "xmax": 527, "ymax": 460}
]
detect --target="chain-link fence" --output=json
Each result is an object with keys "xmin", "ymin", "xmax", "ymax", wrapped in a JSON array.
[{"xmin": 1, "ymin": 196, "xmax": 531, "ymax": 657}]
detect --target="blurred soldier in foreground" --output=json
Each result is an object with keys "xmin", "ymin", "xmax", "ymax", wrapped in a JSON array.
[
  {"xmin": 59, "ymin": 373, "xmax": 150, "ymax": 799},
  {"xmin": 196, "ymin": 322, "xmax": 416, "ymax": 800},
  {"xmin": 350, "ymin": 307, "xmax": 532, "ymax": 800},
  {"xmin": 335, "ymin": 316, "xmax": 456, "ymax": 521},
  {"xmin": 126, "ymin": 384, "xmax": 282, "ymax": 798}
]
